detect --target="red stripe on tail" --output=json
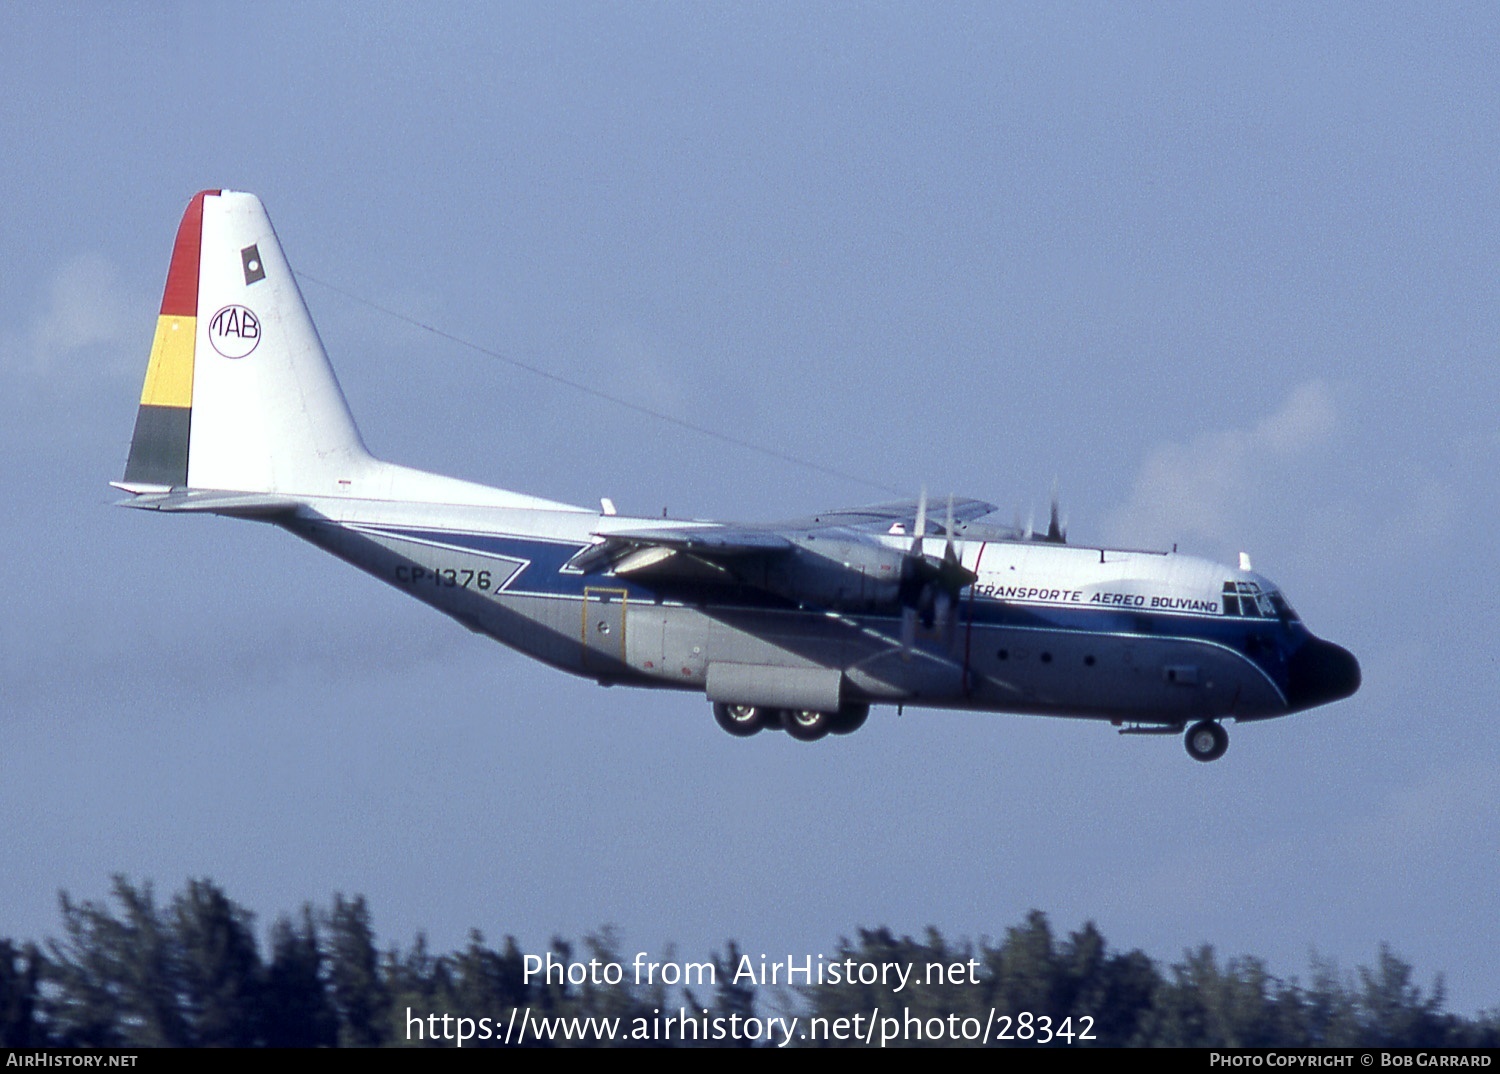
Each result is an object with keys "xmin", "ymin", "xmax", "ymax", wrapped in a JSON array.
[{"xmin": 158, "ymin": 189, "xmax": 219, "ymax": 316}]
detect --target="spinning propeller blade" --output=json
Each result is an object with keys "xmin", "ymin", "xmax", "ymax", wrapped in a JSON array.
[
  {"xmin": 1044, "ymin": 479, "xmax": 1067, "ymax": 544},
  {"xmin": 899, "ymin": 489, "xmax": 977, "ymax": 658}
]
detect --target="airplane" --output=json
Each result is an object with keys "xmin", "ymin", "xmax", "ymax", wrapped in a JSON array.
[{"xmin": 114, "ymin": 190, "xmax": 1360, "ymax": 762}]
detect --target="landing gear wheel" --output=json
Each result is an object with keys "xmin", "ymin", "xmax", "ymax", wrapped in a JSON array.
[
  {"xmin": 783, "ymin": 709, "xmax": 832, "ymax": 742},
  {"xmin": 1185, "ymin": 720, "xmax": 1228, "ymax": 762},
  {"xmin": 713, "ymin": 702, "xmax": 765, "ymax": 738},
  {"xmin": 828, "ymin": 703, "xmax": 870, "ymax": 736}
]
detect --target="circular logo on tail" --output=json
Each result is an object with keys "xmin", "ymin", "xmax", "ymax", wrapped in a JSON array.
[{"xmin": 208, "ymin": 305, "xmax": 261, "ymax": 359}]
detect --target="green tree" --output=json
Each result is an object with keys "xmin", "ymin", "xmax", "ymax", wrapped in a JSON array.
[
  {"xmin": 263, "ymin": 907, "xmax": 337, "ymax": 1048},
  {"xmin": 0, "ymin": 940, "xmax": 44, "ymax": 1047},
  {"xmin": 44, "ymin": 877, "xmax": 185, "ymax": 1047},
  {"xmin": 1356, "ymin": 945, "xmax": 1448, "ymax": 1046},
  {"xmin": 446, "ymin": 930, "xmax": 528, "ymax": 1048},
  {"xmin": 692, "ymin": 941, "xmax": 755, "ymax": 1048},
  {"xmin": 171, "ymin": 879, "xmax": 263, "ymax": 1046},
  {"xmin": 325, "ymin": 894, "xmax": 386, "ymax": 1047},
  {"xmin": 574, "ymin": 928, "xmax": 654, "ymax": 1045},
  {"xmin": 384, "ymin": 932, "xmax": 457, "ymax": 1047},
  {"xmin": 1055, "ymin": 923, "xmax": 1158, "ymax": 1046},
  {"xmin": 986, "ymin": 910, "xmax": 1065, "ymax": 1032},
  {"xmin": 1142, "ymin": 945, "xmax": 1315, "ymax": 1048},
  {"xmin": 1295, "ymin": 952, "xmax": 1362, "ymax": 1046}
]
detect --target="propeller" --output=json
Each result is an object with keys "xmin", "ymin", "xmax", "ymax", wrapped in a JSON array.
[
  {"xmin": 899, "ymin": 489, "xmax": 977, "ymax": 656},
  {"xmin": 932, "ymin": 494, "xmax": 966, "ymax": 647},
  {"xmin": 899, "ymin": 488, "xmax": 927, "ymax": 653},
  {"xmin": 1044, "ymin": 479, "xmax": 1067, "ymax": 544},
  {"xmin": 1012, "ymin": 484, "xmax": 1067, "ymax": 544}
]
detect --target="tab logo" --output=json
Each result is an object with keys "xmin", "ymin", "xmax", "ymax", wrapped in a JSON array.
[{"xmin": 208, "ymin": 305, "xmax": 261, "ymax": 359}]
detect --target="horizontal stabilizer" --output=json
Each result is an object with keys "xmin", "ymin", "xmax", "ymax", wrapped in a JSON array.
[{"xmin": 113, "ymin": 487, "xmax": 303, "ymax": 518}]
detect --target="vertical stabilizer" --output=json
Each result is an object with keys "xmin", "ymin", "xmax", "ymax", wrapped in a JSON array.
[
  {"xmin": 121, "ymin": 191, "xmax": 586, "ymax": 512},
  {"xmin": 122, "ymin": 189, "xmax": 372, "ymax": 495}
]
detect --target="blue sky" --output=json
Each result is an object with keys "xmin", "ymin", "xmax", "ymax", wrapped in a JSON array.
[{"xmin": 2, "ymin": 4, "xmax": 1496, "ymax": 1013}]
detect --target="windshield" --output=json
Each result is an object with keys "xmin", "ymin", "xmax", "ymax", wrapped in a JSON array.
[{"xmin": 1222, "ymin": 580, "xmax": 1297, "ymax": 622}]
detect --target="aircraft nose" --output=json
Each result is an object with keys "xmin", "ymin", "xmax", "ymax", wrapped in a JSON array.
[{"xmin": 1286, "ymin": 636, "xmax": 1361, "ymax": 711}]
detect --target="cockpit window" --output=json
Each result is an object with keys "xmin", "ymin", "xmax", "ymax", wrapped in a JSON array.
[
  {"xmin": 1222, "ymin": 581, "xmax": 1298, "ymax": 622},
  {"xmin": 1268, "ymin": 591, "xmax": 1299, "ymax": 622},
  {"xmin": 1223, "ymin": 581, "xmax": 1259, "ymax": 616},
  {"xmin": 1221, "ymin": 582, "xmax": 1241, "ymax": 616}
]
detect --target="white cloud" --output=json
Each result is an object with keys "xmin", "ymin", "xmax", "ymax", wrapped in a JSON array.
[
  {"xmin": 1104, "ymin": 380, "xmax": 1339, "ymax": 553},
  {"xmin": 0, "ymin": 254, "xmax": 142, "ymax": 384}
]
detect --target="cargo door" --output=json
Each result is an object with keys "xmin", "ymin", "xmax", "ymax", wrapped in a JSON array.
[{"xmin": 581, "ymin": 587, "xmax": 628, "ymax": 672}]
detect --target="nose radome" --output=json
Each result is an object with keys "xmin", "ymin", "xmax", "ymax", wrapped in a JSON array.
[{"xmin": 1286, "ymin": 636, "xmax": 1361, "ymax": 711}]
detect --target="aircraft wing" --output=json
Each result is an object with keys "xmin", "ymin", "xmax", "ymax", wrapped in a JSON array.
[
  {"xmin": 777, "ymin": 497, "xmax": 999, "ymax": 533},
  {"xmin": 590, "ymin": 525, "xmax": 794, "ymax": 554},
  {"xmin": 574, "ymin": 497, "xmax": 999, "ymax": 584},
  {"xmin": 573, "ymin": 523, "xmax": 793, "ymax": 580}
]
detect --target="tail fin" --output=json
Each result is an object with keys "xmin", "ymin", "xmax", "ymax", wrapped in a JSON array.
[
  {"xmin": 120, "ymin": 191, "xmax": 585, "ymax": 512},
  {"xmin": 121, "ymin": 190, "xmax": 371, "ymax": 495}
]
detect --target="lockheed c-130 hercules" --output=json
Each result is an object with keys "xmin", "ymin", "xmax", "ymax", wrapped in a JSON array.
[{"xmin": 115, "ymin": 191, "xmax": 1360, "ymax": 762}]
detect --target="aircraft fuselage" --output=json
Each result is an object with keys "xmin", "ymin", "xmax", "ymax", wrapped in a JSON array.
[{"xmin": 284, "ymin": 496, "xmax": 1356, "ymax": 729}]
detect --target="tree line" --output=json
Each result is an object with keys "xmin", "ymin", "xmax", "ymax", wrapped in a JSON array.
[{"xmin": 0, "ymin": 876, "xmax": 1495, "ymax": 1047}]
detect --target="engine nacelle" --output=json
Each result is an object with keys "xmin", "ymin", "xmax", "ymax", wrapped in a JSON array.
[{"xmin": 751, "ymin": 531, "xmax": 907, "ymax": 611}]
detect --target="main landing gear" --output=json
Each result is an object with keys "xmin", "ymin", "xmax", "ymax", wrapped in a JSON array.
[
  {"xmin": 712, "ymin": 703, "xmax": 870, "ymax": 741},
  {"xmin": 1184, "ymin": 720, "xmax": 1229, "ymax": 762},
  {"xmin": 712, "ymin": 702, "xmax": 766, "ymax": 738}
]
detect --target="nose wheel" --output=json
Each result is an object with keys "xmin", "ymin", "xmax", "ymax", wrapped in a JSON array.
[{"xmin": 1184, "ymin": 720, "xmax": 1228, "ymax": 762}]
